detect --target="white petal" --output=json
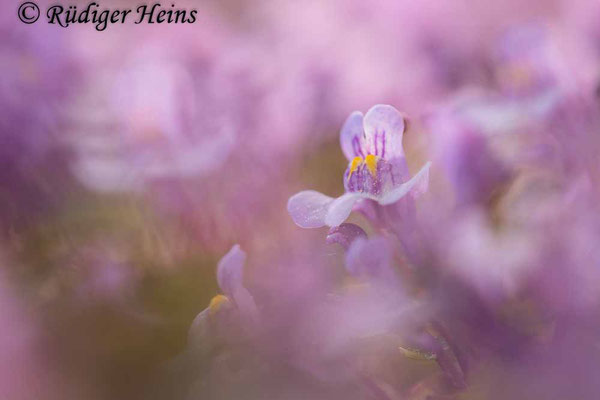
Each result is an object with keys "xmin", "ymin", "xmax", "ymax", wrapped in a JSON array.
[
  {"xmin": 378, "ymin": 162, "xmax": 432, "ymax": 205},
  {"xmin": 325, "ymin": 192, "xmax": 365, "ymax": 227},
  {"xmin": 287, "ymin": 190, "xmax": 335, "ymax": 228}
]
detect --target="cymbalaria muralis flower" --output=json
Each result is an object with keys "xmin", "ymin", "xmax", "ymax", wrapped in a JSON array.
[
  {"xmin": 287, "ymin": 104, "xmax": 431, "ymax": 228},
  {"xmin": 188, "ymin": 245, "xmax": 258, "ymax": 350}
]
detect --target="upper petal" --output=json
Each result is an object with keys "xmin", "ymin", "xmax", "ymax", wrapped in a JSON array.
[
  {"xmin": 217, "ymin": 245, "xmax": 246, "ymax": 297},
  {"xmin": 325, "ymin": 192, "xmax": 365, "ymax": 227},
  {"xmin": 378, "ymin": 161, "xmax": 432, "ymax": 205},
  {"xmin": 340, "ymin": 111, "xmax": 365, "ymax": 160},
  {"xmin": 287, "ymin": 190, "xmax": 335, "ymax": 228},
  {"xmin": 231, "ymin": 286, "xmax": 259, "ymax": 327},
  {"xmin": 363, "ymin": 104, "xmax": 406, "ymax": 160}
]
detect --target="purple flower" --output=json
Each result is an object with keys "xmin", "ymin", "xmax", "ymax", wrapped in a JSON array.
[
  {"xmin": 428, "ymin": 106, "xmax": 510, "ymax": 206},
  {"xmin": 287, "ymin": 104, "xmax": 431, "ymax": 228},
  {"xmin": 188, "ymin": 245, "xmax": 258, "ymax": 350},
  {"xmin": 215, "ymin": 245, "xmax": 258, "ymax": 323},
  {"xmin": 493, "ymin": 24, "xmax": 560, "ymax": 98}
]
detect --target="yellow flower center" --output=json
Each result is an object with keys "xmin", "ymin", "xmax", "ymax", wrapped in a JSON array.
[
  {"xmin": 348, "ymin": 156, "xmax": 363, "ymax": 178},
  {"xmin": 365, "ymin": 154, "xmax": 378, "ymax": 177},
  {"xmin": 348, "ymin": 155, "xmax": 379, "ymax": 179},
  {"xmin": 208, "ymin": 294, "xmax": 230, "ymax": 316}
]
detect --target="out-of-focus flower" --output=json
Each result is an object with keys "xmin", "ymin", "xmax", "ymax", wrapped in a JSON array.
[
  {"xmin": 215, "ymin": 245, "xmax": 259, "ymax": 325},
  {"xmin": 428, "ymin": 107, "xmax": 510, "ymax": 206},
  {"xmin": 433, "ymin": 24, "xmax": 582, "ymax": 139},
  {"xmin": 0, "ymin": 17, "xmax": 78, "ymax": 230},
  {"xmin": 70, "ymin": 36, "xmax": 233, "ymax": 192},
  {"xmin": 288, "ymin": 105, "xmax": 431, "ymax": 229},
  {"xmin": 67, "ymin": 24, "xmax": 334, "ymax": 252},
  {"xmin": 188, "ymin": 245, "xmax": 258, "ymax": 353},
  {"xmin": 494, "ymin": 24, "xmax": 561, "ymax": 97}
]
